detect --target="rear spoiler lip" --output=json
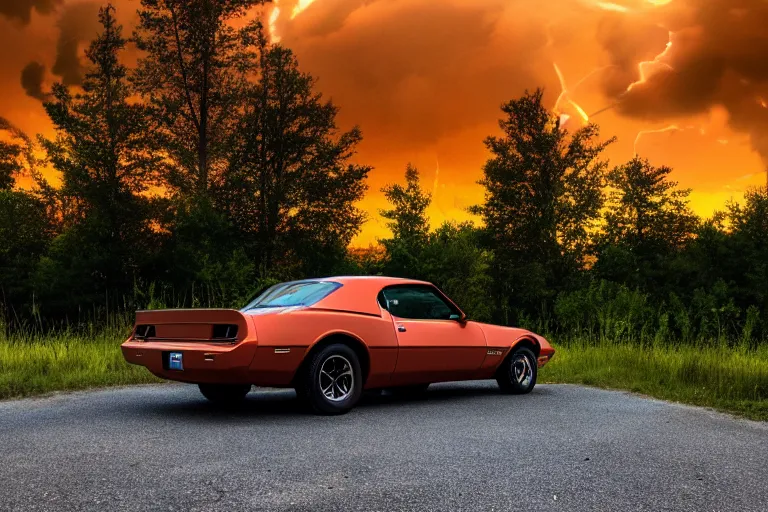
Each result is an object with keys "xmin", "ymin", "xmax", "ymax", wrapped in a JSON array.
[{"xmin": 132, "ymin": 337, "xmax": 238, "ymax": 344}]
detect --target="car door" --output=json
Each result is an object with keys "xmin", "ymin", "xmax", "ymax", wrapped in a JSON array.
[{"xmin": 381, "ymin": 285, "xmax": 487, "ymax": 385}]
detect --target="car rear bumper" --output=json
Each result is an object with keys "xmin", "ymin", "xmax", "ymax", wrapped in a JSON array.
[{"xmin": 121, "ymin": 340, "xmax": 258, "ymax": 384}]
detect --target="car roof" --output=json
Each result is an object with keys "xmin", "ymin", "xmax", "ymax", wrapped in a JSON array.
[
  {"xmin": 306, "ymin": 276, "xmax": 435, "ymax": 316},
  {"xmin": 318, "ymin": 276, "xmax": 431, "ymax": 286}
]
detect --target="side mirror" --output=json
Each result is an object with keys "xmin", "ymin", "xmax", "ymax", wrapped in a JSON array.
[{"xmin": 450, "ymin": 313, "xmax": 467, "ymax": 324}]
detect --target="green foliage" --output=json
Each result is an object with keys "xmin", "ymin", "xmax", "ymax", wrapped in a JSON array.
[
  {"xmin": 35, "ymin": 6, "xmax": 162, "ymax": 318},
  {"xmin": 554, "ymin": 280, "xmax": 654, "ymax": 343},
  {"xmin": 419, "ymin": 222, "xmax": 494, "ymax": 322},
  {"xmin": 0, "ymin": 117, "xmax": 34, "ymax": 191},
  {"xmin": 223, "ymin": 40, "xmax": 370, "ymax": 277},
  {"xmin": 0, "ymin": 190, "xmax": 52, "ymax": 326},
  {"xmin": 379, "ymin": 165, "xmax": 431, "ymax": 278},
  {"xmin": 541, "ymin": 341, "xmax": 768, "ymax": 421},
  {"xmin": 472, "ymin": 88, "xmax": 614, "ymax": 323},
  {"xmin": 132, "ymin": 0, "xmax": 263, "ymax": 196},
  {"xmin": 595, "ymin": 157, "xmax": 699, "ymax": 290}
]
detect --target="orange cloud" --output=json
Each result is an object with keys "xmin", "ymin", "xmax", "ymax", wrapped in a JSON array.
[{"xmin": 0, "ymin": 0, "xmax": 764, "ymax": 246}]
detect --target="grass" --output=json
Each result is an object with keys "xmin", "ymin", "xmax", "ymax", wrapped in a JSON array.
[
  {"xmin": 1, "ymin": 329, "xmax": 766, "ymax": 421},
  {"xmin": 0, "ymin": 328, "xmax": 162, "ymax": 400},
  {"xmin": 541, "ymin": 341, "xmax": 768, "ymax": 421}
]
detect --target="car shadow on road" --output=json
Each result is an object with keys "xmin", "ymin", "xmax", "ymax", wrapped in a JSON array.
[{"xmin": 134, "ymin": 383, "xmax": 549, "ymax": 420}]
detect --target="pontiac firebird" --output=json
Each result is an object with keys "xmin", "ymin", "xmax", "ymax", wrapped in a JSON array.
[{"xmin": 121, "ymin": 276, "xmax": 555, "ymax": 414}]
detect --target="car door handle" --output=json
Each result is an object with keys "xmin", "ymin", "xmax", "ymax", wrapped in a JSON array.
[{"xmin": 397, "ymin": 324, "xmax": 407, "ymax": 332}]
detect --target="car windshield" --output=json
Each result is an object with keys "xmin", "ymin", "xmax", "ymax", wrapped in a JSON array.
[{"xmin": 241, "ymin": 281, "xmax": 341, "ymax": 310}]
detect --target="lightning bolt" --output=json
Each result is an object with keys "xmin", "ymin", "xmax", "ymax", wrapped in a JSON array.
[
  {"xmin": 269, "ymin": 2, "xmax": 281, "ymax": 43},
  {"xmin": 552, "ymin": 62, "xmax": 592, "ymax": 124},
  {"xmin": 291, "ymin": 0, "xmax": 317, "ymax": 19},
  {"xmin": 626, "ymin": 31, "xmax": 674, "ymax": 93},
  {"xmin": 595, "ymin": 2, "xmax": 631, "ymax": 13},
  {"xmin": 634, "ymin": 124, "xmax": 701, "ymax": 156}
]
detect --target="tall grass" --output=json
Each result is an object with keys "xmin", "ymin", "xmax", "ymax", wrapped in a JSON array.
[
  {"xmin": 1, "ymin": 305, "xmax": 767, "ymax": 421},
  {"xmin": 0, "ymin": 324, "xmax": 161, "ymax": 399},
  {"xmin": 542, "ymin": 340, "xmax": 768, "ymax": 421}
]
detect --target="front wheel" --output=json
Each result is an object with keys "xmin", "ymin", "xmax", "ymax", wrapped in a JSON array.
[
  {"xmin": 496, "ymin": 347, "xmax": 537, "ymax": 394},
  {"xmin": 298, "ymin": 343, "xmax": 363, "ymax": 415},
  {"xmin": 198, "ymin": 383, "xmax": 251, "ymax": 406}
]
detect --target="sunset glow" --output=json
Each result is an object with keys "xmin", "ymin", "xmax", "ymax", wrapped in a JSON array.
[{"xmin": 1, "ymin": 0, "xmax": 767, "ymax": 246}]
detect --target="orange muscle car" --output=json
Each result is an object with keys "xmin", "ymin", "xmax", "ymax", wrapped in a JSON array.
[{"xmin": 121, "ymin": 276, "xmax": 554, "ymax": 414}]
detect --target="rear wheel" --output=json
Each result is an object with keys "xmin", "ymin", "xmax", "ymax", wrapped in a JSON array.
[
  {"xmin": 496, "ymin": 347, "xmax": 537, "ymax": 394},
  {"xmin": 198, "ymin": 383, "xmax": 251, "ymax": 405},
  {"xmin": 298, "ymin": 343, "xmax": 362, "ymax": 415}
]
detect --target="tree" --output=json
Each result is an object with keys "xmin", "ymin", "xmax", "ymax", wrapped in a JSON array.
[
  {"xmin": 0, "ymin": 140, "xmax": 22, "ymax": 191},
  {"xmin": 726, "ymin": 186, "xmax": 768, "ymax": 320},
  {"xmin": 0, "ymin": 119, "xmax": 50, "ymax": 328},
  {"xmin": 595, "ymin": 157, "xmax": 699, "ymax": 292},
  {"xmin": 602, "ymin": 158, "xmax": 698, "ymax": 250},
  {"xmin": 0, "ymin": 117, "xmax": 34, "ymax": 191},
  {"xmin": 420, "ymin": 222, "xmax": 493, "ymax": 322},
  {"xmin": 132, "ymin": 0, "xmax": 263, "ymax": 197},
  {"xmin": 472, "ymin": 88, "xmax": 614, "ymax": 323},
  {"xmin": 37, "ymin": 5, "xmax": 161, "ymax": 313},
  {"xmin": 379, "ymin": 164, "xmax": 431, "ymax": 278},
  {"xmin": 223, "ymin": 41, "xmax": 370, "ymax": 278}
]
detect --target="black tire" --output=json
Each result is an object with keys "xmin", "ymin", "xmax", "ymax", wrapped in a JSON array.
[
  {"xmin": 390, "ymin": 383, "xmax": 430, "ymax": 397},
  {"xmin": 298, "ymin": 343, "xmax": 363, "ymax": 415},
  {"xmin": 496, "ymin": 347, "xmax": 537, "ymax": 394},
  {"xmin": 198, "ymin": 383, "xmax": 251, "ymax": 406}
]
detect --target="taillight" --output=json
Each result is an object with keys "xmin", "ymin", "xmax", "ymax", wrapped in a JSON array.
[
  {"xmin": 134, "ymin": 324, "xmax": 156, "ymax": 339},
  {"xmin": 212, "ymin": 324, "xmax": 238, "ymax": 340}
]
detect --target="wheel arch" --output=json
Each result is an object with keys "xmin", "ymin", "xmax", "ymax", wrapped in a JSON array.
[
  {"xmin": 496, "ymin": 336, "xmax": 540, "ymax": 372},
  {"xmin": 293, "ymin": 331, "xmax": 371, "ymax": 387},
  {"xmin": 511, "ymin": 336, "xmax": 541, "ymax": 357}
]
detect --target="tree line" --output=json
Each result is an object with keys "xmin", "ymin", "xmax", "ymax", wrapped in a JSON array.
[{"xmin": 1, "ymin": 2, "xmax": 766, "ymax": 345}]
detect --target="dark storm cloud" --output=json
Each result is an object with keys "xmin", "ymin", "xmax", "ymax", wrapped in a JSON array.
[
  {"xmin": 51, "ymin": 1, "xmax": 101, "ymax": 85},
  {"xmin": 20, "ymin": 61, "xmax": 47, "ymax": 100},
  {"xmin": 0, "ymin": 0, "xmax": 61, "ymax": 24},
  {"xmin": 602, "ymin": 0, "xmax": 768, "ymax": 161},
  {"xmin": 595, "ymin": 13, "xmax": 669, "ymax": 98}
]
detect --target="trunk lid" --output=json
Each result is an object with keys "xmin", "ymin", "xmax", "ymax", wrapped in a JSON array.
[{"xmin": 132, "ymin": 309, "xmax": 251, "ymax": 344}]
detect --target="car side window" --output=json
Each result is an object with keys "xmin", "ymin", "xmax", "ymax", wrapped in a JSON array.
[{"xmin": 381, "ymin": 286, "xmax": 459, "ymax": 320}]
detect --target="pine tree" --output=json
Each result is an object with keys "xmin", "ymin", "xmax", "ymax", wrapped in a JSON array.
[
  {"xmin": 473, "ymin": 89, "xmax": 614, "ymax": 323},
  {"xmin": 132, "ymin": 0, "xmax": 264, "ymax": 197},
  {"xmin": 0, "ymin": 119, "xmax": 50, "ymax": 327},
  {"xmin": 594, "ymin": 157, "xmax": 699, "ymax": 290},
  {"xmin": 37, "ymin": 4, "xmax": 160, "ymax": 310},
  {"xmin": 379, "ymin": 164, "xmax": 431, "ymax": 278},
  {"xmin": 0, "ymin": 118, "xmax": 33, "ymax": 190},
  {"xmin": 224, "ymin": 40, "xmax": 370, "ymax": 277},
  {"xmin": 602, "ymin": 157, "xmax": 698, "ymax": 251}
]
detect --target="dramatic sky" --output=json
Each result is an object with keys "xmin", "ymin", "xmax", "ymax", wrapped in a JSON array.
[{"xmin": 2, "ymin": 0, "xmax": 767, "ymax": 245}]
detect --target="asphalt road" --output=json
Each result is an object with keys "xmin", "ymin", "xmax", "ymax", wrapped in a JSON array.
[{"xmin": 1, "ymin": 382, "xmax": 766, "ymax": 512}]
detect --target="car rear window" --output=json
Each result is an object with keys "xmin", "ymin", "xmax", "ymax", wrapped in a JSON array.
[{"xmin": 241, "ymin": 281, "xmax": 341, "ymax": 310}]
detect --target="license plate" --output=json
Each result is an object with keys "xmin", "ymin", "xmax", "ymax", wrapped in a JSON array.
[{"xmin": 169, "ymin": 352, "xmax": 183, "ymax": 371}]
